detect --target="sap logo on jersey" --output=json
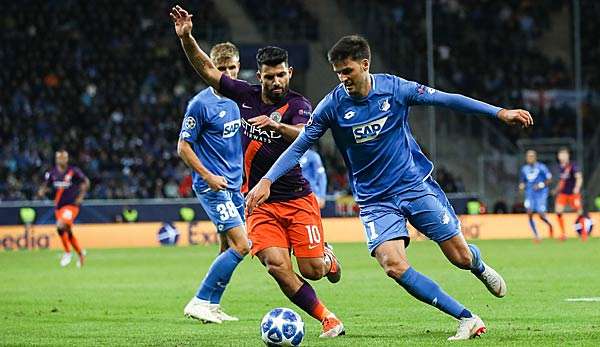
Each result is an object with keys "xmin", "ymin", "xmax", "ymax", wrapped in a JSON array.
[
  {"xmin": 352, "ymin": 117, "xmax": 388, "ymax": 143},
  {"xmin": 223, "ymin": 119, "xmax": 241, "ymax": 138}
]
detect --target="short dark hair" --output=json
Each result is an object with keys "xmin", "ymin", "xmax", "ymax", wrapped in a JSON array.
[
  {"xmin": 256, "ymin": 46, "xmax": 288, "ymax": 69},
  {"xmin": 327, "ymin": 35, "xmax": 371, "ymax": 64}
]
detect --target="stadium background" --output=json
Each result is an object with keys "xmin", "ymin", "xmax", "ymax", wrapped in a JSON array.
[{"xmin": 1, "ymin": 1, "xmax": 600, "ymax": 345}]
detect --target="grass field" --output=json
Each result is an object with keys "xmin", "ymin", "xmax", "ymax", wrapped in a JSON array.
[{"xmin": 2, "ymin": 238, "xmax": 600, "ymax": 346}]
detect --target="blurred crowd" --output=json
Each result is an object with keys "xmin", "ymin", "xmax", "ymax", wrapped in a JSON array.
[{"xmin": 2, "ymin": 1, "xmax": 597, "ymax": 201}]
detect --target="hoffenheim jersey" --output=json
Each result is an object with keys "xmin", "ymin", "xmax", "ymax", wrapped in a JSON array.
[
  {"xmin": 520, "ymin": 162, "xmax": 551, "ymax": 196},
  {"xmin": 299, "ymin": 149, "xmax": 327, "ymax": 199},
  {"xmin": 179, "ymin": 87, "xmax": 242, "ymax": 192},
  {"xmin": 301, "ymin": 74, "xmax": 499, "ymax": 203}
]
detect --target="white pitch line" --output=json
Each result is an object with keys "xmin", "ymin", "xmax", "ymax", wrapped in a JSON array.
[{"xmin": 565, "ymin": 297, "xmax": 600, "ymax": 302}]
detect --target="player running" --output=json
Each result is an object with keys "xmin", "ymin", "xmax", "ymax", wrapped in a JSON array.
[
  {"xmin": 299, "ymin": 148, "xmax": 327, "ymax": 209},
  {"xmin": 519, "ymin": 150, "xmax": 553, "ymax": 242},
  {"xmin": 171, "ymin": 5, "xmax": 344, "ymax": 338},
  {"xmin": 178, "ymin": 42, "xmax": 249, "ymax": 324},
  {"xmin": 38, "ymin": 149, "xmax": 89, "ymax": 268},
  {"xmin": 247, "ymin": 35, "xmax": 533, "ymax": 341},
  {"xmin": 553, "ymin": 148, "xmax": 586, "ymax": 241}
]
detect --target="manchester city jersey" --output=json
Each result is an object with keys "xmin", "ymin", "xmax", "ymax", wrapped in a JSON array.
[{"xmin": 179, "ymin": 87, "xmax": 242, "ymax": 192}]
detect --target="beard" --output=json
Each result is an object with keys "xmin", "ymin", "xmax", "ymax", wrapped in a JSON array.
[{"xmin": 265, "ymin": 87, "xmax": 288, "ymax": 103}]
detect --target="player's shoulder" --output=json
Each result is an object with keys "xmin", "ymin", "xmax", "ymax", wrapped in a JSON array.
[{"xmin": 286, "ymin": 90, "xmax": 312, "ymax": 109}]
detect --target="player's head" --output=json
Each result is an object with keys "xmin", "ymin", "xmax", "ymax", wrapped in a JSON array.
[
  {"xmin": 256, "ymin": 46, "xmax": 292, "ymax": 103},
  {"xmin": 525, "ymin": 150, "xmax": 537, "ymax": 164},
  {"xmin": 55, "ymin": 149, "xmax": 69, "ymax": 168},
  {"xmin": 327, "ymin": 35, "xmax": 371, "ymax": 97},
  {"xmin": 210, "ymin": 42, "xmax": 240, "ymax": 79},
  {"xmin": 557, "ymin": 147, "xmax": 570, "ymax": 165}
]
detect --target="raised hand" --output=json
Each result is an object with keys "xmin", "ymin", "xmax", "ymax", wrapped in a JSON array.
[
  {"xmin": 170, "ymin": 5, "xmax": 193, "ymax": 38},
  {"xmin": 497, "ymin": 109, "xmax": 534, "ymax": 128}
]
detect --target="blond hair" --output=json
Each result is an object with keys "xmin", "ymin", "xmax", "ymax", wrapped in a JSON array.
[{"xmin": 210, "ymin": 42, "xmax": 239, "ymax": 64}]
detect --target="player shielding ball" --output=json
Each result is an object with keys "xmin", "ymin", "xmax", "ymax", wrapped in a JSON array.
[
  {"xmin": 171, "ymin": 5, "xmax": 344, "ymax": 338},
  {"xmin": 247, "ymin": 35, "xmax": 534, "ymax": 341},
  {"xmin": 38, "ymin": 150, "xmax": 89, "ymax": 267},
  {"xmin": 178, "ymin": 42, "xmax": 249, "ymax": 324},
  {"xmin": 519, "ymin": 150, "xmax": 553, "ymax": 242},
  {"xmin": 553, "ymin": 148, "xmax": 587, "ymax": 241}
]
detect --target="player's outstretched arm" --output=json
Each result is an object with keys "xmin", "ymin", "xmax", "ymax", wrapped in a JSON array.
[
  {"xmin": 177, "ymin": 139, "xmax": 227, "ymax": 191},
  {"xmin": 170, "ymin": 5, "xmax": 222, "ymax": 90},
  {"xmin": 496, "ymin": 109, "xmax": 534, "ymax": 128}
]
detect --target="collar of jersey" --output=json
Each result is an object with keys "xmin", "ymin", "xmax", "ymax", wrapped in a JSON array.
[{"xmin": 343, "ymin": 74, "xmax": 377, "ymax": 102}]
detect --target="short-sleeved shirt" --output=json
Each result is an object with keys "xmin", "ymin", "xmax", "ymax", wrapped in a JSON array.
[
  {"xmin": 558, "ymin": 163, "xmax": 580, "ymax": 194},
  {"xmin": 179, "ymin": 87, "xmax": 242, "ymax": 192},
  {"xmin": 519, "ymin": 162, "xmax": 551, "ymax": 196},
  {"xmin": 44, "ymin": 166, "xmax": 87, "ymax": 208},
  {"xmin": 219, "ymin": 74, "xmax": 312, "ymax": 202}
]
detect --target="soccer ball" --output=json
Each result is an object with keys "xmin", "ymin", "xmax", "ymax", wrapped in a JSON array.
[{"xmin": 260, "ymin": 308, "xmax": 305, "ymax": 346}]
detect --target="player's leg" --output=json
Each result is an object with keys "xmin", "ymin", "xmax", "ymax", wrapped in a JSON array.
[
  {"xmin": 536, "ymin": 194, "xmax": 553, "ymax": 238},
  {"xmin": 571, "ymin": 195, "xmax": 587, "ymax": 241},
  {"xmin": 292, "ymin": 194, "xmax": 341, "ymax": 283},
  {"xmin": 555, "ymin": 194, "xmax": 567, "ymax": 240},
  {"xmin": 411, "ymin": 178, "xmax": 506, "ymax": 298},
  {"xmin": 185, "ymin": 191, "xmax": 247, "ymax": 324},
  {"xmin": 373, "ymin": 239, "xmax": 485, "ymax": 340},
  {"xmin": 527, "ymin": 211, "xmax": 540, "ymax": 242},
  {"xmin": 60, "ymin": 206, "xmax": 84, "ymax": 267},
  {"xmin": 55, "ymin": 214, "xmax": 72, "ymax": 267},
  {"xmin": 256, "ymin": 247, "xmax": 343, "ymax": 338}
]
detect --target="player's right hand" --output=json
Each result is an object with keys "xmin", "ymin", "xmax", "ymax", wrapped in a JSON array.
[
  {"xmin": 497, "ymin": 109, "xmax": 534, "ymax": 128},
  {"xmin": 206, "ymin": 174, "xmax": 228, "ymax": 192},
  {"xmin": 245, "ymin": 178, "xmax": 272, "ymax": 215},
  {"xmin": 170, "ymin": 5, "xmax": 193, "ymax": 38}
]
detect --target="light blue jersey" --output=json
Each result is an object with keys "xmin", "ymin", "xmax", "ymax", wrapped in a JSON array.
[
  {"xmin": 180, "ymin": 87, "xmax": 244, "ymax": 232},
  {"xmin": 520, "ymin": 162, "xmax": 551, "ymax": 213},
  {"xmin": 299, "ymin": 149, "xmax": 327, "ymax": 201},
  {"xmin": 264, "ymin": 74, "xmax": 502, "ymax": 253},
  {"xmin": 180, "ymin": 87, "xmax": 243, "ymax": 193}
]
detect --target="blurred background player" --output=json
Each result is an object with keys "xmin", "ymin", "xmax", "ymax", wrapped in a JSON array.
[
  {"xmin": 247, "ymin": 35, "xmax": 534, "ymax": 341},
  {"xmin": 37, "ymin": 149, "xmax": 89, "ymax": 267},
  {"xmin": 171, "ymin": 5, "xmax": 344, "ymax": 338},
  {"xmin": 178, "ymin": 42, "xmax": 249, "ymax": 324},
  {"xmin": 553, "ymin": 148, "xmax": 585, "ymax": 241},
  {"xmin": 300, "ymin": 147, "xmax": 327, "ymax": 209},
  {"xmin": 519, "ymin": 150, "xmax": 553, "ymax": 242}
]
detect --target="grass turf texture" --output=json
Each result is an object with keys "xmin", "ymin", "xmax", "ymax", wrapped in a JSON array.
[{"xmin": 1, "ymin": 239, "xmax": 600, "ymax": 346}]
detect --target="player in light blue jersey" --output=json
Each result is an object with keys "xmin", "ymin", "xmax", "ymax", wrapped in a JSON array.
[
  {"xmin": 300, "ymin": 148, "xmax": 327, "ymax": 208},
  {"xmin": 178, "ymin": 43, "xmax": 249, "ymax": 324},
  {"xmin": 247, "ymin": 35, "xmax": 534, "ymax": 340},
  {"xmin": 519, "ymin": 150, "xmax": 553, "ymax": 242}
]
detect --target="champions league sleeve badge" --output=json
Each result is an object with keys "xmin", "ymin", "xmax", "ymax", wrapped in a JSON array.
[
  {"xmin": 183, "ymin": 116, "xmax": 196, "ymax": 130},
  {"xmin": 269, "ymin": 111, "xmax": 282, "ymax": 123}
]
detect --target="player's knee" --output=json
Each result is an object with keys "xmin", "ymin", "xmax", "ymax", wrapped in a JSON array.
[
  {"xmin": 265, "ymin": 261, "xmax": 291, "ymax": 280},
  {"xmin": 299, "ymin": 266, "xmax": 323, "ymax": 281},
  {"xmin": 232, "ymin": 243, "xmax": 250, "ymax": 257},
  {"xmin": 382, "ymin": 259, "xmax": 410, "ymax": 279}
]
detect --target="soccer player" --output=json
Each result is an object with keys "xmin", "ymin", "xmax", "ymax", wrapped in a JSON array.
[
  {"xmin": 38, "ymin": 149, "xmax": 89, "ymax": 267},
  {"xmin": 178, "ymin": 42, "xmax": 249, "ymax": 324},
  {"xmin": 519, "ymin": 150, "xmax": 553, "ymax": 242},
  {"xmin": 299, "ymin": 148, "xmax": 327, "ymax": 209},
  {"xmin": 247, "ymin": 35, "xmax": 534, "ymax": 340},
  {"xmin": 171, "ymin": 6, "xmax": 344, "ymax": 338},
  {"xmin": 553, "ymin": 148, "xmax": 585, "ymax": 241}
]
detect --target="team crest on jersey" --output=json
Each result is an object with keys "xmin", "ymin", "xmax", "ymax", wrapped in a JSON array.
[
  {"xmin": 183, "ymin": 116, "xmax": 196, "ymax": 130},
  {"xmin": 223, "ymin": 119, "xmax": 241, "ymax": 138},
  {"xmin": 379, "ymin": 98, "xmax": 391, "ymax": 112},
  {"xmin": 269, "ymin": 111, "xmax": 282, "ymax": 123},
  {"xmin": 352, "ymin": 117, "xmax": 388, "ymax": 143}
]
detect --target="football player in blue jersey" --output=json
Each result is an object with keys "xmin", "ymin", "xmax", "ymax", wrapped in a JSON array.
[
  {"xmin": 300, "ymin": 148, "xmax": 328, "ymax": 208},
  {"xmin": 519, "ymin": 150, "xmax": 553, "ymax": 242},
  {"xmin": 178, "ymin": 42, "xmax": 249, "ymax": 324},
  {"xmin": 247, "ymin": 35, "xmax": 534, "ymax": 340}
]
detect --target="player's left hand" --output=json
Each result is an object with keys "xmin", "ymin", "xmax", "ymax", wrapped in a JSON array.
[
  {"xmin": 245, "ymin": 178, "xmax": 272, "ymax": 215},
  {"xmin": 74, "ymin": 196, "xmax": 84, "ymax": 206},
  {"xmin": 497, "ymin": 109, "xmax": 533, "ymax": 128},
  {"xmin": 170, "ymin": 5, "xmax": 193, "ymax": 38},
  {"xmin": 248, "ymin": 115, "xmax": 279, "ymax": 131}
]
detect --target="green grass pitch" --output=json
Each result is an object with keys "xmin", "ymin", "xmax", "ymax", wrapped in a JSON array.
[{"xmin": 2, "ymin": 239, "xmax": 600, "ymax": 346}]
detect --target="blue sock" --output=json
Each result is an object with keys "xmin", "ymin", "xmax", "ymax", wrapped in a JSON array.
[
  {"xmin": 468, "ymin": 244, "xmax": 485, "ymax": 275},
  {"xmin": 396, "ymin": 267, "xmax": 471, "ymax": 319},
  {"xmin": 196, "ymin": 248, "xmax": 244, "ymax": 304},
  {"xmin": 528, "ymin": 215, "xmax": 539, "ymax": 239}
]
